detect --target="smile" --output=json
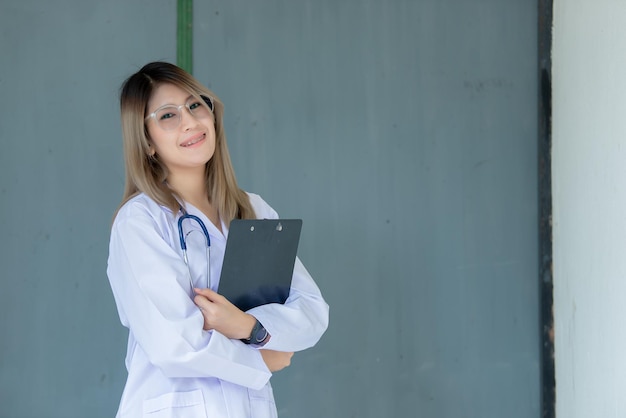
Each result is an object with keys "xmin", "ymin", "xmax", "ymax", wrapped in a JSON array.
[{"xmin": 181, "ymin": 134, "xmax": 206, "ymax": 147}]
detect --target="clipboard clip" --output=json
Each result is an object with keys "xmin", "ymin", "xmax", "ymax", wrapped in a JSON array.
[{"xmin": 250, "ymin": 222, "xmax": 283, "ymax": 232}]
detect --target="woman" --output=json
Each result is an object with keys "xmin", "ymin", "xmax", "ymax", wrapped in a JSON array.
[{"xmin": 107, "ymin": 61, "xmax": 329, "ymax": 417}]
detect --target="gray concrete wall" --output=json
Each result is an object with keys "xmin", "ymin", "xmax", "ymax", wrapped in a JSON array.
[{"xmin": 0, "ymin": 1, "xmax": 539, "ymax": 417}]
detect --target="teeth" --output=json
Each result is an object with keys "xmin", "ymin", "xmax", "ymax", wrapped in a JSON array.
[{"xmin": 182, "ymin": 135, "xmax": 204, "ymax": 147}]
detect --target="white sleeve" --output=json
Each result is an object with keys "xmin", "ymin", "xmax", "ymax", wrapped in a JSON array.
[
  {"xmin": 107, "ymin": 203, "xmax": 271, "ymax": 389},
  {"xmin": 245, "ymin": 193, "xmax": 330, "ymax": 352},
  {"xmin": 247, "ymin": 257, "xmax": 330, "ymax": 352}
]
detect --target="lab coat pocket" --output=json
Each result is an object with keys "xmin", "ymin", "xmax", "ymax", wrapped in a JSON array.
[
  {"xmin": 142, "ymin": 389, "xmax": 207, "ymax": 418},
  {"xmin": 248, "ymin": 384, "xmax": 277, "ymax": 418}
]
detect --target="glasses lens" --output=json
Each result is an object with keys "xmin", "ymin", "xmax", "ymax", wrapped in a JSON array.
[
  {"xmin": 155, "ymin": 106, "xmax": 181, "ymax": 130},
  {"xmin": 188, "ymin": 98, "xmax": 212, "ymax": 119}
]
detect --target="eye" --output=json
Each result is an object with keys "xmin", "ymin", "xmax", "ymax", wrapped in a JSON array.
[
  {"xmin": 159, "ymin": 112, "xmax": 177, "ymax": 120},
  {"xmin": 188, "ymin": 101, "xmax": 203, "ymax": 110},
  {"xmin": 156, "ymin": 106, "xmax": 180, "ymax": 121}
]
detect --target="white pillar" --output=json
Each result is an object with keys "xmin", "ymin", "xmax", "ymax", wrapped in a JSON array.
[{"xmin": 553, "ymin": 1, "xmax": 626, "ymax": 417}]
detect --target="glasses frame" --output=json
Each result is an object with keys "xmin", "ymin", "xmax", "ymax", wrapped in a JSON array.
[{"xmin": 145, "ymin": 95, "xmax": 214, "ymax": 131}]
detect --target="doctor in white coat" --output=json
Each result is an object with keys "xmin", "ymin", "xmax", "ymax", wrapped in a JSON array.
[{"xmin": 107, "ymin": 61, "xmax": 329, "ymax": 418}]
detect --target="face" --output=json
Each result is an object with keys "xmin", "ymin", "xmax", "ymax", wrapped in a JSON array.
[{"xmin": 145, "ymin": 83, "xmax": 216, "ymax": 176}]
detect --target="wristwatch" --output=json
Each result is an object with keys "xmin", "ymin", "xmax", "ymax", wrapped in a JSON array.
[{"xmin": 242, "ymin": 319, "xmax": 270, "ymax": 346}]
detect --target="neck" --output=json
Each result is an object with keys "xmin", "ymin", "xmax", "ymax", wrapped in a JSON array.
[
  {"xmin": 167, "ymin": 167, "xmax": 209, "ymax": 207},
  {"xmin": 167, "ymin": 166, "xmax": 222, "ymax": 232}
]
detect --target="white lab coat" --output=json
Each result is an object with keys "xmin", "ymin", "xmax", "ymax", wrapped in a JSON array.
[{"xmin": 107, "ymin": 192, "xmax": 329, "ymax": 418}]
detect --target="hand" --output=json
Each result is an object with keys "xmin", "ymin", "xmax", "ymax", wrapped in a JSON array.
[
  {"xmin": 260, "ymin": 350, "xmax": 294, "ymax": 372},
  {"xmin": 193, "ymin": 288, "xmax": 256, "ymax": 340}
]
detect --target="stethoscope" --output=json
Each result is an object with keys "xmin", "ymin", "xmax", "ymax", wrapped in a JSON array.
[{"xmin": 177, "ymin": 207, "xmax": 211, "ymax": 293}]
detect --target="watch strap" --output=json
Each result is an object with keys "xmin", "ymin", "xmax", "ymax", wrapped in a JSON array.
[{"xmin": 242, "ymin": 319, "xmax": 270, "ymax": 346}]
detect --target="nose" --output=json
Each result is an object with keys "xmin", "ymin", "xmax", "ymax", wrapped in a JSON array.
[{"xmin": 180, "ymin": 106, "xmax": 198, "ymax": 130}]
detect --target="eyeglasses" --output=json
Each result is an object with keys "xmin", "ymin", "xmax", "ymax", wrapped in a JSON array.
[{"xmin": 145, "ymin": 95, "xmax": 214, "ymax": 131}]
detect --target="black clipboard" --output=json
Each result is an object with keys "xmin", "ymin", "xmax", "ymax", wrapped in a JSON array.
[{"xmin": 218, "ymin": 219, "xmax": 302, "ymax": 311}]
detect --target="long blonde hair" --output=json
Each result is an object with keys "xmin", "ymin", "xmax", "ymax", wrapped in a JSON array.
[{"xmin": 117, "ymin": 61, "xmax": 255, "ymax": 222}]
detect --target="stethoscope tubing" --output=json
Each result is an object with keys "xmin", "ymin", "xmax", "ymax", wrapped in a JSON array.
[{"xmin": 177, "ymin": 209, "xmax": 212, "ymax": 293}]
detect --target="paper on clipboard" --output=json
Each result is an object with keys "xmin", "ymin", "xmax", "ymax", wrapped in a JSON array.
[{"xmin": 218, "ymin": 219, "xmax": 302, "ymax": 311}]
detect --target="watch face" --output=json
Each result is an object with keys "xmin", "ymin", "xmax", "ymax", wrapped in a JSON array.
[{"xmin": 255, "ymin": 327, "xmax": 268, "ymax": 343}]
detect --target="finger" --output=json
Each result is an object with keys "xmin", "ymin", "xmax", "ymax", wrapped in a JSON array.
[
  {"xmin": 193, "ymin": 287, "xmax": 212, "ymax": 296},
  {"xmin": 193, "ymin": 288, "xmax": 221, "ymax": 300},
  {"xmin": 193, "ymin": 294, "xmax": 212, "ymax": 311}
]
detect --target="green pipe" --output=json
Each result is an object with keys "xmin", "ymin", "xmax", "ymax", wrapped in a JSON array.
[{"xmin": 177, "ymin": 0, "xmax": 193, "ymax": 73}]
